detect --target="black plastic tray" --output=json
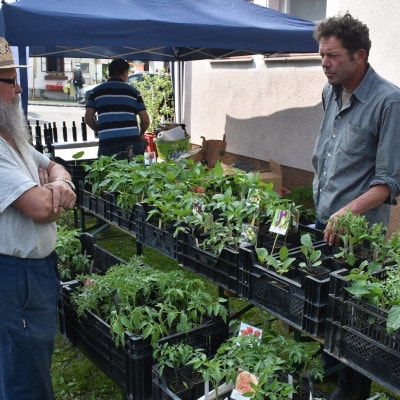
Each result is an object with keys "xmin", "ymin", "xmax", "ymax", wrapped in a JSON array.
[
  {"xmin": 237, "ymin": 245, "xmax": 334, "ymax": 337},
  {"xmin": 324, "ymin": 268, "xmax": 400, "ymax": 395},
  {"xmin": 61, "ymin": 281, "xmax": 228, "ymax": 400},
  {"xmin": 257, "ymin": 223, "xmax": 325, "ymax": 253},
  {"xmin": 79, "ymin": 183, "xmax": 109, "ymax": 219},
  {"xmin": 177, "ymin": 232, "xmax": 240, "ymax": 293},
  {"xmin": 136, "ymin": 203, "xmax": 177, "ymax": 260}
]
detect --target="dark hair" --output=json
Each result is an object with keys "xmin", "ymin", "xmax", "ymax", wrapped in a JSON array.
[
  {"xmin": 314, "ymin": 13, "xmax": 371, "ymax": 58},
  {"xmin": 108, "ymin": 58, "xmax": 129, "ymax": 77}
]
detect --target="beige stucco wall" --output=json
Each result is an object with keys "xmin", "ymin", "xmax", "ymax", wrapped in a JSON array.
[
  {"xmin": 184, "ymin": 57, "xmax": 326, "ymax": 172},
  {"xmin": 335, "ymin": 0, "xmax": 400, "ymax": 87},
  {"xmin": 183, "ymin": 0, "xmax": 400, "ymax": 173}
]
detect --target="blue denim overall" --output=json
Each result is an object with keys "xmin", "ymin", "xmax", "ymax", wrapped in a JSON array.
[{"xmin": 0, "ymin": 253, "xmax": 59, "ymax": 400}]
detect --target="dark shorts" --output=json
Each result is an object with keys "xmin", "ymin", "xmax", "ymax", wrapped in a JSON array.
[{"xmin": 98, "ymin": 135, "xmax": 146, "ymax": 158}]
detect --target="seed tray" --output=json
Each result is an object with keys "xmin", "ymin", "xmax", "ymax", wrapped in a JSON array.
[
  {"xmin": 152, "ymin": 368, "xmax": 332, "ymax": 400},
  {"xmin": 136, "ymin": 203, "xmax": 177, "ymax": 260},
  {"xmin": 105, "ymin": 192, "xmax": 138, "ymax": 235},
  {"xmin": 61, "ymin": 280, "xmax": 228, "ymax": 400},
  {"xmin": 257, "ymin": 223, "xmax": 325, "ymax": 253},
  {"xmin": 177, "ymin": 232, "xmax": 240, "ymax": 293},
  {"xmin": 237, "ymin": 245, "xmax": 334, "ymax": 337},
  {"xmin": 324, "ymin": 268, "xmax": 400, "ymax": 395},
  {"xmin": 79, "ymin": 183, "xmax": 109, "ymax": 219}
]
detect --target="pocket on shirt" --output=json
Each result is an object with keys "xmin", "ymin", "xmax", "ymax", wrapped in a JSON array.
[{"xmin": 340, "ymin": 123, "xmax": 369, "ymax": 155}]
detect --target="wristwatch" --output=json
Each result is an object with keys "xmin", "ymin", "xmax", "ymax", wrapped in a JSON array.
[{"xmin": 55, "ymin": 177, "xmax": 76, "ymax": 191}]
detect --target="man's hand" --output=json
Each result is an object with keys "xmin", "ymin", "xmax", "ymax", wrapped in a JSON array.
[
  {"xmin": 38, "ymin": 167, "xmax": 49, "ymax": 185},
  {"xmin": 43, "ymin": 181, "xmax": 76, "ymax": 213},
  {"xmin": 324, "ymin": 208, "xmax": 350, "ymax": 246}
]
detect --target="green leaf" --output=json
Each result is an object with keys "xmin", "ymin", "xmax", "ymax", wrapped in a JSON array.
[
  {"xmin": 310, "ymin": 250, "xmax": 322, "ymax": 263},
  {"xmin": 279, "ymin": 246, "xmax": 289, "ymax": 261},
  {"xmin": 142, "ymin": 325, "xmax": 153, "ymax": 339},
  {"xmin": 387, "ymin": 304, "xmax": 400, "ymax": 332},
  {"xmin": 167, "ymin": 312, "xmax": 176, "ymax": 328},
  {"xmin": 300, "ymin": 233, "xmax": 313, "ymax": 248},
  {"xmin": 213, "ymin": 161, "xmax": 224, "ymax": 178},
  {"xmin": 256, "ymin": 247, "xmax": 268, "ymax": 263},
  {"xmin": 72, "ymin": 151, "xmax": 84, "ymax": 159},
  {"xmin": 347, "ymin": 253, "xmax": 357, "ymax": 266}
]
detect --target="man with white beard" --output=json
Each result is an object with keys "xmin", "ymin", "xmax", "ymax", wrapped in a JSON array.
[{"xmin": 0, "ymin": 38, "xmax": 76, "ymax": 400}]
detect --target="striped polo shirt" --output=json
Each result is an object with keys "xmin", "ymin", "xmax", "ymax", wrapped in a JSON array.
[{"xmin": 86, "ymin": 78, "xmax": 146, "ymax": 142}]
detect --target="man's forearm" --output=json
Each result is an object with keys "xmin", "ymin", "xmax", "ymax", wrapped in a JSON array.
[
  {"xmin": 323, "ymin": 184, "xmax": 390, "ymax": 245},
  {"xmin": 85, "ymin": 117, "xmax": 98, "ymax": 132},
  {"xmin": 140, "ymin": 120, "xmax": 149, "ymax": 135},
  {"xmin": 338, "ymin": 184, "xmax": 390, "ymax": 216},
  {"xmin": 138, "ymin": 111, "xmax": 150, "ymax": 134},
  {"xmin": 47, "ymin": 162, "xmax": 72, "ymax": 181}
]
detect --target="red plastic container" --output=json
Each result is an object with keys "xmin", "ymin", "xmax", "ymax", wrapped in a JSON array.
[{"xmin": 144, "ymin": 132, "xmax": 158, "ymax": 156}]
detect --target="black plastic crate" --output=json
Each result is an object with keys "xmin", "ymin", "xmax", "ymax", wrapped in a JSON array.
[
  {"xmin": 58, "ymin": 234, "xmax": 125, "ymax": 338},
  {"xmin": 237, "ymin": 245, "xmax": 333, "ymax": 337},
  {"xmin": 61, "ymin": 281, "xmax": 228, "ymax": 400},
  {"xmin": 152, "ymin": 368, "xmax": 332, "ymax": 400},
  {"xmin": 58, "ymin": 280, "xmax": 78, "ymax": 341},
  {"xmin": 324, "ymin": 269, "xmax": 400, "ymax": 395},
  {"xmin": 106, "ymin": 192, "xmax": 138, "ymax": 235},
  {"xmin": 54, "ymin": 157, "xmax": 95, "ymax": 190},
  {"xmin": 136, "ymin": 203, "xmax": 177, "ymax": 259},
  {"xmin": 152, "ymin": 366, "xmax": 213, "ymax": 400},
  {"xmin": 257, "ymin": 223, "xmax": 325, "ymax": 253},
  {"xmin": 177, "ymin": 232, "xmax": 240, "ymax": 293},
  {"xmin": 79, "ymin": 182, "xmax": 109, "ymax": 219}
]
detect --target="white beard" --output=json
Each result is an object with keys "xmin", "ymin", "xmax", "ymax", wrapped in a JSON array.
[{"xmin": 0, "ymin": 97, "xmax": 40, "ymax": 183}]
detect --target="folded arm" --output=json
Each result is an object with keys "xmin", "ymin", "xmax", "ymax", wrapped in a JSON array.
[{"xmin": 12, "ymin": 161, "xmax": 76, "ymax": 223}]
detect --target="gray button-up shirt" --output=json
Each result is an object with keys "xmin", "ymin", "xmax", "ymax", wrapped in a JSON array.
[{"xmin": 312, "ymin": 65, "xmax": 400, "ymax": 226}]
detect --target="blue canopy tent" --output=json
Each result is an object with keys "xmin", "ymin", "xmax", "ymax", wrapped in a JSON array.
[{"xmin": 0, "ymin": 0, "xmax": 317, "ymax": 115}]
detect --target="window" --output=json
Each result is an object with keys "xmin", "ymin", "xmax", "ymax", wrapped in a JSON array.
[
  {"xmin": 44, "ymin": 57, "xmax": 64, "ymax": 73},
  {"xmin": 267, "ymin": 0, "xmax": 326, "ymax": 23},
  {"xmin": 80, "ymin": 62, "xmax": 90, "ymax": 73},
  {"xmin": 288, "ymin": 0, "xmax": 326, "ymax": 23}
]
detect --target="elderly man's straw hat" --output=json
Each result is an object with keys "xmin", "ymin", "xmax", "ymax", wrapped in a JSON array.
[{"xmin": 0, "ymin": 37, "xmax": 29, "ymax": 69}]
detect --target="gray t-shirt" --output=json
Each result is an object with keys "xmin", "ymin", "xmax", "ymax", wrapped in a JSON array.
[{"xmin": 0, "ymin": 137, "xmax": 56, "ymax": 258}]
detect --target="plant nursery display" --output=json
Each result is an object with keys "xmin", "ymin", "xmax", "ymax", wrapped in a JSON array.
[
  {"xmin": 57, "ymin": 154, "xmax": 400, "ymax": 399},
  {"xmin": 72, "ymin": 256, "xmax": 227, "ymax": 346},
  {"xmin": 153, "ymin": 324, "xmax": 323, "ymax": 400},
  {"xmin": 55, "ymin": 226, "xmax": 91, "ymax": 280}
]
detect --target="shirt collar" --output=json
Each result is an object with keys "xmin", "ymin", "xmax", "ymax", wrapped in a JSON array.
[
  {"xmin": 333, "ymin": 64, "xmax": 376, "ymax": 104},
  {"xmin": 351, "ymin": 64, "xmax": 375, "ymax": 104},
  {"xmin": 107, "ymin": 77, "xmax": 126, "ymax": 82}
]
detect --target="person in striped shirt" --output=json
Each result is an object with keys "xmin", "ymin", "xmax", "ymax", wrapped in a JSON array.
[{"xmin": 85, "ymin": 58, "xmax": 150, "ymax": 157}]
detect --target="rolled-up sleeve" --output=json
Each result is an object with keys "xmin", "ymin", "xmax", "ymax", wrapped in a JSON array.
[{"xmin": 370, "ymin": 100, "xmax": 400, "ymax": 204}]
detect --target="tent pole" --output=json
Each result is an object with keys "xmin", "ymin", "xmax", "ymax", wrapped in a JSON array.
[{"xmin": 18, "ymin": 46, "xmax": 29, "ymax": 115}]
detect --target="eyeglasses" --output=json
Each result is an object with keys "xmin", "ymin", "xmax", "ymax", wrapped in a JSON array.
[{"xmin": 0, "ymin": 77, "xmax": 18, "ymax": 86}]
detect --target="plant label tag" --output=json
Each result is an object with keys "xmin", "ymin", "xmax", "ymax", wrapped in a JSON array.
[
  {"xmin": 238, "ymin": 322, "xmax": 262, "ymax": 339},
  {"xmin": 193, "ymin": 199, "xmax": 206, "ymax": 215},
  {"xmin": 269, "ymin": 209, "xmax": 291, "ymax": 236},
  {"xmin": 126, "ymin": 145, "xmax": 134, "ymax": 162},
  {"xmin": 246, "ymin": 188, "xmax": 260, "ymax": 209},
  {"xmin": 204, "ymin": 380, "xmax": 209, "ymax": 400},
  {"xmin": 309, "ymin": 391, "xmax": 313, "ymax": 400},
  {"xmin": 240, "ymin": 224, "xmax": 258, "ymax": 246},
  {"xmin": 288, "ymin": 374, "xmax": 293, "ymax": 399},
  {"xmin": 231, "ymin": 369, "xmax": 258, "ymax": 400},
  {"xmin": 144, "ymin": 151, "xmax": 157, "ymax": 166}
]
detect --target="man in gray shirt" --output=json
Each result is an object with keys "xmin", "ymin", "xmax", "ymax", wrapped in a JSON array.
[
  {"xmin": 0, "ymin": 37, "xmax": 76, "ymax": 400},
  {"xmin": 312, "ymin": 14, "xmax": 400, "ymax": 400}
]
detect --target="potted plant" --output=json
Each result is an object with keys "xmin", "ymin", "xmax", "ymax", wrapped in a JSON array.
[{"xmin": 135, "ymin": 71, "xmax": 174, "ymax": 133}]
